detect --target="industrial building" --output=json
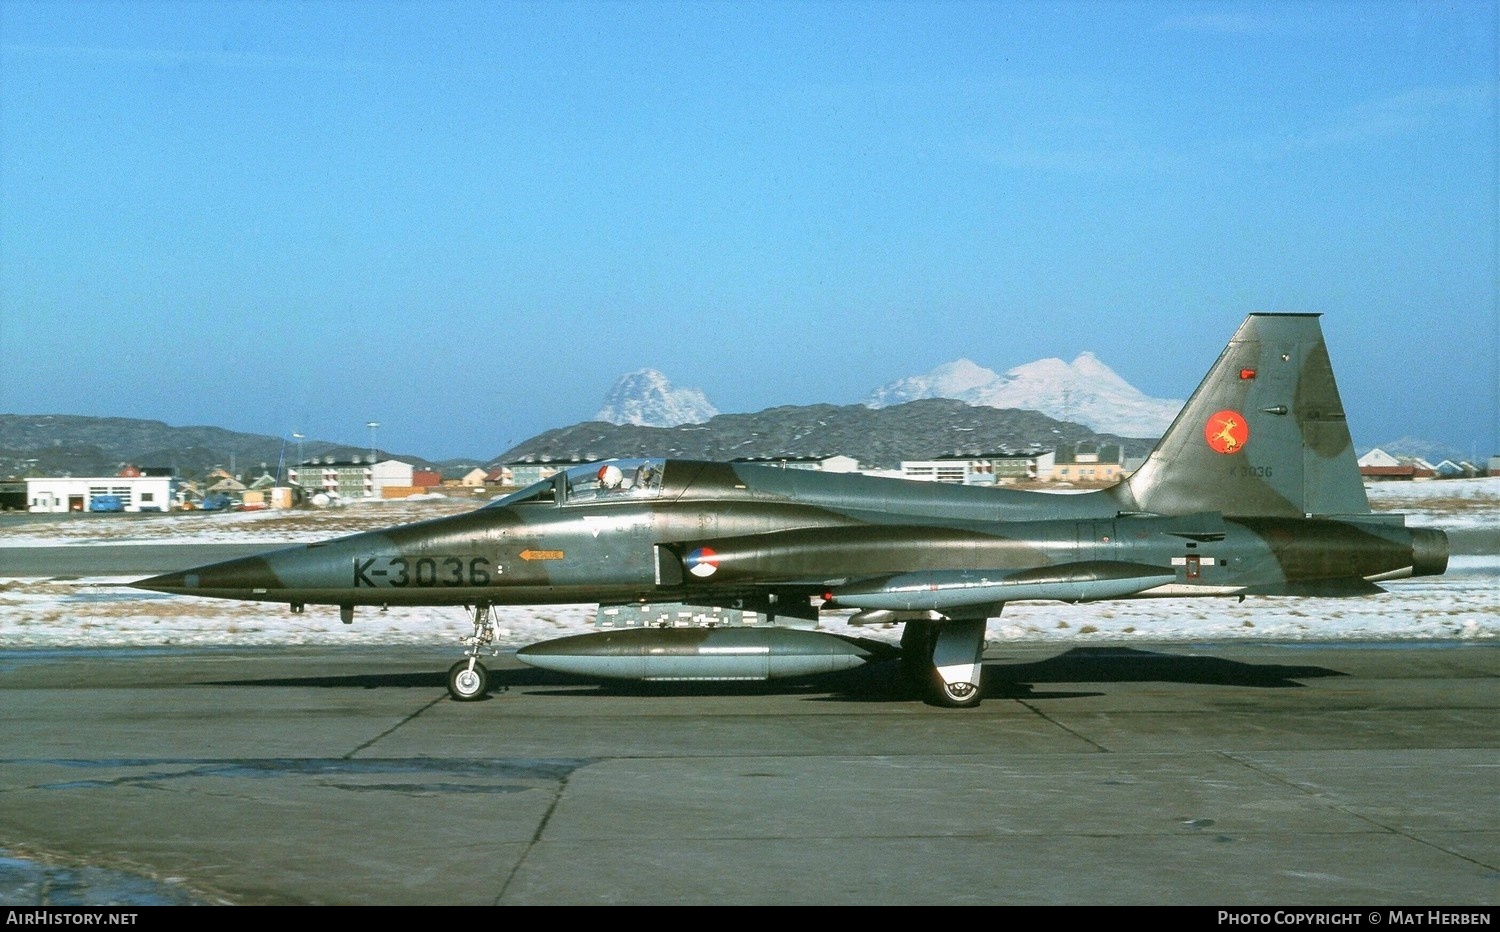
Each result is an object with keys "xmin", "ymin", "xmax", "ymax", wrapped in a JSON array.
[{"xmin": 26, "ymin": 475, "xmax": 182, "ymax": 513}]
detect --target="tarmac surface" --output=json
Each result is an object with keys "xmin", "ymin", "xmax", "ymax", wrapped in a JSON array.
[{"xmin": 0, "ymin": 641, "xmax": 1496, "ymax": 906}]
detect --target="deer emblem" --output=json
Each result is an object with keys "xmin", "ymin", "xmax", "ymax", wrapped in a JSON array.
[{"xmin": 1205, "ymin": 410, "xmax": 1249, "ymax": 454}]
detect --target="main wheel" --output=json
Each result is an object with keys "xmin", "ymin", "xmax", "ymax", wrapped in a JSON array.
[
  {"xmin": 447, "ymin": 660, "xmax": 489, "ymax": 701},
  {"xmin": 934, "ymin": 678, "xmax": 982, "ymax": 709}
]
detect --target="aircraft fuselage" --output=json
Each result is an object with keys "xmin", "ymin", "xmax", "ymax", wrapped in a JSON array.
[{"xmin": 135, "ymin": 461, "xmax": 1447, "ymax": 612}]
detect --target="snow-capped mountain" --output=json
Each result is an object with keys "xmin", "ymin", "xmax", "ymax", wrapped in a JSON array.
[
  {"xmin": 1368, "ymin": 437, "xmax": 1470, "ymax": 465},
  {"xmin": 594, "ymin": 369, "xmax": 719, "ymax": 428},
  {"xmin": 865, "ymin": 353, "xmax": 1182, "ymax": 438}
]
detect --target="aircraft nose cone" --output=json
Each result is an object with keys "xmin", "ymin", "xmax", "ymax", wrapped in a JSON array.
[
  {"xmin": 130, "ymin": 570, "xmax": 191, "ymax": 594},
  {"xmin": 131, "ymin": 556, "xmax": 281, "ymax": 595}
]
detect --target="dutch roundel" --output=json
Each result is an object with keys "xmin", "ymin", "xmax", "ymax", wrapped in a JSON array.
[{"xmin": 685, "ymin": 547, "xmax": 719, "ymax": 578}]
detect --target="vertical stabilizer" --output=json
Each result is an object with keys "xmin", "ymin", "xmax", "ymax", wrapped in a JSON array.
[{"xmin": 1111, "ymin": 314, "xmax": 1369, "ymax": 518}]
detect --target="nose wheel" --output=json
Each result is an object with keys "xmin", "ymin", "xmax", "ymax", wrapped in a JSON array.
[
  {"xmin": 448, "ymin": 658, "xmax": 489, "ymax": 701},
  {"xmin": 447, "ymin": 604, "xmax": 501, "ymax": 701}
]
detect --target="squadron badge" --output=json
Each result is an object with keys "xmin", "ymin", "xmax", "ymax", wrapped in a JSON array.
[{"xmin": 1205, "ymin": 410, "xmax": 1248, "ymax": 454}]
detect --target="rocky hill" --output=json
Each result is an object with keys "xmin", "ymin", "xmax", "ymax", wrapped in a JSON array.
[
  {"xmin": 3, "ymin": 406, "xmax": 1151, "ymax": 480},
  {"xmin": 0, "ymin": 415, "xmax": 451, "ymax": 480},
  {"xmin": 499, "ymin": 399, "xmax": 1156, "ymax": 470}
]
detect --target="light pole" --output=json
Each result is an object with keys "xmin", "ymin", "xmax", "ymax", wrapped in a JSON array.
[
  {"xmin": 291, "ymin": 433, "xmax": 304, "ymax": 482},
  {"xmin": 365, "ymin": 422, "xmax": 381, "ymax": 499}
]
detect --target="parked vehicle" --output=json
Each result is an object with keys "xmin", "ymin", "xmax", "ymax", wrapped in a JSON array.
[{"xmin": 89, "ymin": 494, "xmax": 125, "ymax": 513}]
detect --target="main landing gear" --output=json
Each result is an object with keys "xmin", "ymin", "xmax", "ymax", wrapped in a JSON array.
[
  {"xmin": 447, "ymin": 604, "xmax": 500, "ymax": 701},
  {"xmin": 901, "ymin": 617, "xmax": 988, "ymax": 708}
]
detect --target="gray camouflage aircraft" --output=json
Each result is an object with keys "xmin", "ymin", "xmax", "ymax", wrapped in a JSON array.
[{"xmin": 134, "ymin": 314, "xmax": 1449, "ymax": 707}]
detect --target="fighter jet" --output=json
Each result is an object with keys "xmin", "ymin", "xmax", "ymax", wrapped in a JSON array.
[{"xmin": 133, "ymin": 314, "xmax": 1449, "ymax": 707}]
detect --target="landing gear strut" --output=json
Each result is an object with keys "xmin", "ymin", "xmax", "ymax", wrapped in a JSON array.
[
  {"xmin": 901, "ymin": 617, "xmax": 987, "ymax": 708},
  {"xmin": 448, "ymin": 604, "xmax": 500, "ymax": 701}
]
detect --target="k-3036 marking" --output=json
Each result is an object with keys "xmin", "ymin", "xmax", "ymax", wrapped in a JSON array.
[{"xmin": 354, "ymin": 556, "xmax": 498, "ymax": 588}]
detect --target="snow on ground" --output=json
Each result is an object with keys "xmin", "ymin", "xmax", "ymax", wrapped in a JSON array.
[
  {"xmin": 0, "ymin": 495, "xmax": 486, "ymax": 548},
  {"xmin": 0, "ymin": 481, "xmax": 1494, "ymax": 649},
  {"xmin": 1364, "ymin": 477, "xmax": 1500, "ymax": 530}
]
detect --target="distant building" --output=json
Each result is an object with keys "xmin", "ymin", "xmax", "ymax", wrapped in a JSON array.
[
  {"xmin": 1048, "ymin": 442, "xmax": 1126, "ymax": 483},
  {"xmin": 205, "ymin": 477, "xmax": 247, "ymax": 503},
  {"xmin": 0, "ymin": 479, "xmax": 26, "ymax": 511},
  {"xmin": 377, "ymin": 464, "xmax": 449, "ymax": 500},
  {"xmin": 732, "ymin": 455, "xmax": 861, "ymax": 473},
  {"xmin": 1358, "ymin": 448, "xmax": 1401, "ymax": 473},
  {"xmin": 1358, "ymin": 448, "xmax": 1436, "ymax": 481},
  {"xmin": 900, "ymin": 457, "xmax": 973, "ymax": 484},
  {"xmin": 371, "ymin": 459, "xmax": 414, "ymax": 496},
  {"xmin": 26, "ymin": 475, "xmax": 181, "ymax": 513},
  {"xmin": 242, "ymin": 485, "xmax": 297, "ymax": 510},
  {"xmin": 117, "ymin": 465, "xmax": 175, "ymax": 478},
  {"xmin": 900, "ymin": 452, "xmax": 1052, "ymax": 485},
  {"xmin": 239, "ymin": 473, "xmax": 301, "ymax": 509},
  {"xmin": 1433, "ymin": 460, "xmax": 1482, "ymax": 479},
  {"xmin": 505, "ymin": 456, "xmax": 595, "ymax": 488},
  {"xmin": 290, "ymin": 455, "xmax": 405, "ymax": 499}
]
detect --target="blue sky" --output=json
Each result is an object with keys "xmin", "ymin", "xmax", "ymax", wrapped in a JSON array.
[{"xmin": 2, "ymin": 1, "xmax": 1495, "ymax": 461}]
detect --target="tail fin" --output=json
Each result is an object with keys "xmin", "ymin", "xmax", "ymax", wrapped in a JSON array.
[{"xmin": 1110, "ymin": 313, "xmax": 1369, "ymax": 518}]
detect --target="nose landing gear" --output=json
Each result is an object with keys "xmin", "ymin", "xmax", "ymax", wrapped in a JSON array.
[{"xmin": 447, "ymin": 604, "xmax": 501, "ymax": 701}]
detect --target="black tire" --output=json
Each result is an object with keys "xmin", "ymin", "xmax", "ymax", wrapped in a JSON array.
[
  {"xmin": 932, "ymin": 677, "xmax": 983, "ymax": 709},
  {"xmin": 447, "ymin": 660, "xmax": 489, "ymax": 701}
]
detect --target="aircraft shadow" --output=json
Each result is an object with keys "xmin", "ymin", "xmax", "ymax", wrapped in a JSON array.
[
  {"xmin": 207, "ymin": 646, "xmax": 1345, "ymax": 705},
  {"xmin": 990, "ymin": 646, "xmax": 1345, "ymax": 690}
]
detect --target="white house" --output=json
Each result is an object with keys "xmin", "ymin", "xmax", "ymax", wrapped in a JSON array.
[
  {"xmin": 1358, "ymin": 448, "xmax": 1436, "ymax": 480},
  {"xmin": 26, "ymin": 475, "xmax": 181, "ymax": 513},
  {"xmin": 1357, "ymin": 448, "xmax": 1402, "ymax": 469}
]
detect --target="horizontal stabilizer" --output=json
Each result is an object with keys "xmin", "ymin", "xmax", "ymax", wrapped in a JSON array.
[{"xmin": 829, "ymin": 561, "xmax": 1177, "ymax": 612}]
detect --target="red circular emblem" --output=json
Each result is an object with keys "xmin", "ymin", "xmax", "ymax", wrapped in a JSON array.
[{"xmin": 1205, "ymin": 410, "xmax": 1249, "ymax": 454}]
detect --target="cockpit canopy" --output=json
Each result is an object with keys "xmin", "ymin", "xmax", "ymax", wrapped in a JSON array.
[{"xmin": 489, "ymin": 458, "xmax": 667, "ymax": 508}]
